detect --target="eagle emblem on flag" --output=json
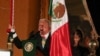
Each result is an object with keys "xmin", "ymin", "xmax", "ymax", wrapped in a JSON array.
[{"xmin": 53, "ymin": 2, "xmax": 65, "ymax": 19}]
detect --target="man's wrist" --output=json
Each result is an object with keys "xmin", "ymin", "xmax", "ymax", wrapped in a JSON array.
[
  {"xmin": 11, "ymin": 28, "xmax": 17, "ymax": 38},
  {"xmin": 11, "ymin": 28, "xmax": 15, "ymax": 32},
  {"xmin": 13, "ymin": 33, "xmax": 17, "ymax": 38}
]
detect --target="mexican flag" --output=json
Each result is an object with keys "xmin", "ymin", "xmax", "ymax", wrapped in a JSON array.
[{"xmin": 49, "ymin": 0, "xmax": 72, "ymax": 56}]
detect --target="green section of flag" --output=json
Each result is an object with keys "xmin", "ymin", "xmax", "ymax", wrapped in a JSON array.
[
  {"xmin": 22, "ymin": 39, "xmax": 37, "ymax": 56},
  {"xmin": 48, "ymin": 0, "xmax": 53, "ymax": 16}
]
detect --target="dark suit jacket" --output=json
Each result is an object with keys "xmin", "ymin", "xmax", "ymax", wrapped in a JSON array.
[
  {"xmin": 13, "ymin": 31, "xmax": 51, "ymax": 56},
  {"xmin": 13, "ymin": 37, "xmax": 22, "ymax": 49},
  {"xmin": 34, "ymin": 32, "xmax": 51, "ymax": 56}
]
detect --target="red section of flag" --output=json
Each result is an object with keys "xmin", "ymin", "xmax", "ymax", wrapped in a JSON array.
[{"xmin": 50, "ymin": 23, "xmax": 72, "ymax": 56}]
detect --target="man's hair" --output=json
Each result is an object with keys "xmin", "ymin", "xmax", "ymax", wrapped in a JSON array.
[{"xmin": 39, "ymin": 18, "xmax": 51, "ymax": 27}]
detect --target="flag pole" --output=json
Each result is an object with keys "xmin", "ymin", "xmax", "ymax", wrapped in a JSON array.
[
  {"xmin": 7, "ymin": 0, "xmax": 15, "ymax": 56},
  {"xmin": 10, "ymin": 0, "xmax": 14, "ymax": 27}
]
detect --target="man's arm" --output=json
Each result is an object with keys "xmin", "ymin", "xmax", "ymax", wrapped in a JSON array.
[
  {"xmin": 13, "ymin": 37, "xmax": 22, "ymax": 49},
  {"xmin": 9, "ymin": 29, "xmax": 22, "ymax": 49}
]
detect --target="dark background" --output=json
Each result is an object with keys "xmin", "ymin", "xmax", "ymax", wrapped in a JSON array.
[
  {"xmin": 65, "ymin": 0, "xmax": 100, "ymax": 36},
  {"xmin": 87, "ymin": 0, "xmax": 100, "ymax": 36}
]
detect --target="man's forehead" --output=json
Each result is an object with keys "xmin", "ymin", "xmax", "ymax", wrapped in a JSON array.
[
  {"xmin": 39, "ymin": 19, "xmax": 50, "ymax": 26},
  {"xmin": 39, "ymin": 21, "xmax": 48, "ymax": 24},
  {"xmin": 39, "ymin": 20, "xmax": 47, "ymax": 22}
]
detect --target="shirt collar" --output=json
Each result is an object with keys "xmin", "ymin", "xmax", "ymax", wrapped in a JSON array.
[{"xmin": 44, "ymin": 32, "xmax": 49, "ymax": 40}]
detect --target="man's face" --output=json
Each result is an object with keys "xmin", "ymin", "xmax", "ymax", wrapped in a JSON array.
[{"xmin": 38, "ymin": 20, "xmax": 50, "ymax": 35}]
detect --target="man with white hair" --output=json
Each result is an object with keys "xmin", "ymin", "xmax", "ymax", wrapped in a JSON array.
[
  {"xmin": 8, "ymin": 18, "xmax": 51, "ymax": 56},
  {"xmin": 34, "ymin": 18, "xmax": 51, "ymax": 56}
]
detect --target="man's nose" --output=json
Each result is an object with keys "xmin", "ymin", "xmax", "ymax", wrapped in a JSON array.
[
  {"xmin": 40, "ymin": 28, "xmax": 43, "ymax": 31},
  {"xmin": 40, "ymin": 27, "xmax": 44, "ymax": 31}
]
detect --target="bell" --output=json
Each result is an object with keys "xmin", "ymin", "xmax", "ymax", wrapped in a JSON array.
[{"xmin": 88, "ymin": 36, "xmax": 99, "ymax": 56}]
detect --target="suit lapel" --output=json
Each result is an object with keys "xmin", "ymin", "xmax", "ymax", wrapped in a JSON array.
[
  {"xmin": 43, "ymin": 33, "xmax": 51, "ymax": 49},
  {"xmin": 40, "ymin": 33, "xmax": 51, "ymax": 49}
]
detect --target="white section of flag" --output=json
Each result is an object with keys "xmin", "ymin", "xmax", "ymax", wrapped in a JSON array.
[{"xmin": 51, "ymin": 2, "xmax": 68, "ymax": 34}]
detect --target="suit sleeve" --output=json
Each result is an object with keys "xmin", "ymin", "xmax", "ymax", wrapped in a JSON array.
[{"xmin": 13, "ymin": 37, "xmax": 22, "ymax": 49}]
